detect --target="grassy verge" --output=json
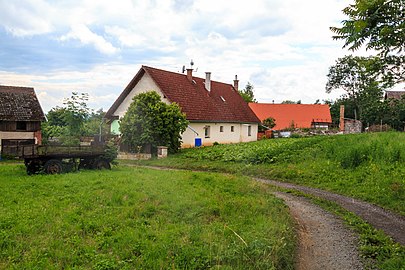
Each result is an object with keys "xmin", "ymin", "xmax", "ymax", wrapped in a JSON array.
[
  {"xmin": 0, "ymin": 164, "xmax": 295, "ymax": 269},
  {"xmin": 137, "ymin": 132, "xmax": 405, "ymax": 215}
]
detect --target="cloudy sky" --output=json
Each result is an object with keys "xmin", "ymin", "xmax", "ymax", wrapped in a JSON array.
[{"xmin": 0, "ymin": 0, "xmax": 368, "ymax": 112}]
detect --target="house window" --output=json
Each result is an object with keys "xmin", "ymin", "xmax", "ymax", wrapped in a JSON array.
[
  {"xmin": 220, "ymin": 126, "xmax": 224, "ymax": 132},
  {"xmin": 204, "ymin": 126, "xmax": 210, "ymax": 138},
  {"xmin": 231, "ymin": 126, "xmax": 234, "ymax": 132},
  {"xmin": 16, "ymin": 121, "xmax": 27, "ymax": 131},
  {"xmin": 248, "ymin": 125, "xmax": 252, "ymax": 136}
]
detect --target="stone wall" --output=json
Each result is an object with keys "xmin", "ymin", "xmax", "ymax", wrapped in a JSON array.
[{"xmin": 344, "ymin": 119, "xmax": 362, "ymax": 134}]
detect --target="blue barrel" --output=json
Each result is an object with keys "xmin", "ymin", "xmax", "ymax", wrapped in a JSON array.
[{"xmin": 195, "ymin": 137, "xmax": 202, "ymax": 147}]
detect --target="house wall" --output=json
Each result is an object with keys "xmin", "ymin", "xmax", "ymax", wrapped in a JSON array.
[
  {"xmin": 181, "ymin": 122, "xmax": 258, "ymax": 148},
  {"xmin": 113, "ymin": 73, "xmax": 170, "ymax": 119},
  {"xmin": 111, "ymin": 119, "xmax": 120, "ymax": 135}
]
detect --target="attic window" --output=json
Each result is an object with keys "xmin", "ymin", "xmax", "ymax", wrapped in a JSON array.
[
  {"xmin": 16, "ymin": 121, "xmax": 27, "ymax": 131},
  {"xmin": 220, "ymin": 96, "xmax": 226, "ymax": 102}
]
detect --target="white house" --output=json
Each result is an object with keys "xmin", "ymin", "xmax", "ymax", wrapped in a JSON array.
[{"xmin": 105, "ymin": 66, "xmax": 260, "ymax": 148}]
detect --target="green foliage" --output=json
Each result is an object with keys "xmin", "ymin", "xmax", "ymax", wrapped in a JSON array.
[
  {"xmin": 330, "ymin": 0, "xmax": 404, "ymax": 55},
  {"xmin": 61, "ymin": 92, "xmax": 91, "ymax": 145},
  {"xmin": 42, "ymin": 92, "xmax": 95, "ymax": 145},
  {"xmin": 0, "ymin": 165, "xmax": 294, "ymax": 269},
  {"xmin": 329, "ymin": 0, "xmax": 405, "ymax": 128},
  {"xmin": 102, "ymin": 140, "xmax": 119, "ymax": 164},
  {"xmin": 84, "ymin": 109, "xmax": 109, "ymax": 137},
  {"xmin": 238, "ymin": 82, "xmax": 257, "ymax": 103},
  {"xmin": 119, "ymin": 91, "xmax": 188, "ymax": 153},
  {"xmin": 262, "ymin": 117, "xmax": 276, "ymax": 129},
  {"xmin": 281, "ymin": 100, "xmax": 301, "ymax": 104}
]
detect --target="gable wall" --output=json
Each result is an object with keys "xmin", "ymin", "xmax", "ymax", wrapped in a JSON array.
[{"xmin": 113, "ymin": 72, "xmax": 170, "ymax": 118}]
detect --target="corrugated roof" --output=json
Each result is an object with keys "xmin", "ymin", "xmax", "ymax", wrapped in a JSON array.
[
  {"xmin": 249, "ymin": 103, "xmax": 332, "ymax": 130},
  {"xmin": 0, "ymin": 85, "xmax": 45, "ymax": 121},
  {"xmin": 106, "ymin": 66, "xmax": 260, "ymax": 123}
]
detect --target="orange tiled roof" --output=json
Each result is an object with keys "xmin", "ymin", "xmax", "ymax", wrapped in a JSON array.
[
  {"xmin": 249, "ymin": 103, "xmax": 332, "ymax": 130},
  {"xmin": 106, "ymin": 66, "xmax": 260, "ymax": 123}
]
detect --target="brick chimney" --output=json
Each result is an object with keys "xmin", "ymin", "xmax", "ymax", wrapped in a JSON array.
[
  {"xmin": 205, "ymin": 72, "xmax": 211, "ymax": 92},
  {"xmin": 233, "ymin": 75, "xmax": 239, "ymax": 91},
  {"xmin": 339, "ymin": 105, "xmax": 345, "ymax": 132},
  {"xmin": 186, "ymin": 68, "xmax": 193, "ymax": 82}
]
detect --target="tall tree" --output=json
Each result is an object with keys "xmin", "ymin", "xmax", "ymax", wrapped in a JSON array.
[
  {"xmin": 238, "ymin": 82, "xmax": 257, "ymax": 103},
  {"xmin": 42, "ymin": 92, "xmax": 92, "ymax": 145},
  {"xmin": 330, "ymin": 0, "xmax": 405, "ymax": 85},
  {"xmin": 119, "ymin": 91, "xmax": 188, "ymax": 153},
  {"xmin": 330, "ymin": 0, "xmax": 404, "ymax": 54},
  {"xmin": 326, "ymin": 55, "xmax": 385, "ymax": 120}
]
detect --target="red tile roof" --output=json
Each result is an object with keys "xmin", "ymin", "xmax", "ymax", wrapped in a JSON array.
[
  {"xmin": 0, "ymin": 85, "xmax": 45, "ymax": 121},
  {"xmin": 106, "ymin": 66, "xmax": 260, "ymax": 123},
  {"xmin": 249, "ymin": 103, "xmax": 332, "ymax": 130}
]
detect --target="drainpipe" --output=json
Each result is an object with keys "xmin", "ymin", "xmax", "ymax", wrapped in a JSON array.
[{"xmin": 187, "ymin": 125, "xmax": 199, "ymax": 136}]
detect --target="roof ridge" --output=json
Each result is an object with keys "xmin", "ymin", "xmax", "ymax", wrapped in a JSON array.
[{"xmin": 142, "ymin": 65, "xmax": 234, "ymax": 87}]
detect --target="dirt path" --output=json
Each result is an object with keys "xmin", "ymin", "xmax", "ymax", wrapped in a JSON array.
[
  {"xmin": 274, "ymin": 192, "xmax": 364, "ymax": 270},
  {"xmin": 255, "ymin": 178, "xmax": 405, "ymax": 246}
]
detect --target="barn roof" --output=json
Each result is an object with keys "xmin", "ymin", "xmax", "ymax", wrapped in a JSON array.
[
  {"xmin": 0, "ymin": 85, "xmax": 45, "ymax": 121},
  {"xmin": 106, "ymin": 66, "xmax": 260, "ymax": 123},
  {"xmin": 249, "ymin": 103, "xmax": 332, "ymax": 130}
]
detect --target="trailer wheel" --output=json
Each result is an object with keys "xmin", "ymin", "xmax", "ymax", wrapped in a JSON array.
[
  {"xmin": 25, "ymin": 159, "xmax": 41, "ymax": 175},
  {"xmin": 44, "ymin": 159, "xmax": 63, "ymax": 174},
  {"xmin": 92, "ymin": 159, "xmax": 111, "ymax": 170}
]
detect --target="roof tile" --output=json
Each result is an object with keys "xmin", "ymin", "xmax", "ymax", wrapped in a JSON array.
[
  {"xmin": 106, "ymin": 66, "xmax": 260, "ymax": 123},
  {"xmin": 249, "ymin": 103, "xmax": 332, "ymax": 130},
  {"xmin": 0, "ymin": 85, "xmax": 45, "ymax": 121}
]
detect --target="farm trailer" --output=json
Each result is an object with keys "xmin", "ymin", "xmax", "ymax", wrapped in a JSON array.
[{"xmin": 1, "ymin": 144, "xmax": 112, "ymax": 174}]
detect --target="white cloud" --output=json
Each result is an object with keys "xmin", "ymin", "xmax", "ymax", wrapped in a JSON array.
[
  {"xmin": 0, "ymin": 0, "xmax": 54, "ymax": 36},
  {"xmin": 1, "ymin": 0, "xmax": 387, "ymax": 111},
  {"xmin": 60, "ymin": 24, "xmax": 118, "ymax": 55}
]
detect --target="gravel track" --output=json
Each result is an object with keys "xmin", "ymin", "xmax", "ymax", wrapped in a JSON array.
[
  {"xmin": 255, "ymin": 178, "xmax": 405, "ymax": 245},
  {"xmin": 274, "ymin": 192, "xmax": 364, "ymax": 270}
]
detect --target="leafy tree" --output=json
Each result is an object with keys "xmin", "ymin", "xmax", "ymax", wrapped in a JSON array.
[
  {"xmin": 84, "ymin": 109, "xmax": 109, "ymax": 137},
  {"xmin": 46, "ymin": 107, "xmax": 69, "ymax": 127},
  {"xmin": 119, "ymin": 91, "xmax": 188, "ymax": 153},
  {"xmin": 330, "ymin": 0, "xmax": 404, "ymax": 54},
  {"xmin": 42, "ymin": 92, "xmax": 92, "ymax": 145},
  {"xmin": 281, "ymin": 100, "xmax": 301, "ymax": 104},
  {"xmin": 238, "ymin": 82, "xmax": 257, "ymax": 103},
  {"xmin": 330, "ymin": 0, "xmax": 405, "ymax": 85},
  {"xmin": 326, "ymin": 55, "xmax": 386, "ymax": 120},
  {"xmin": 262, "ymin": 117, "xmax": 276, "ymax": 129}
]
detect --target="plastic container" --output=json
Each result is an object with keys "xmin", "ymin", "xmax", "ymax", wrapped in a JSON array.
[{"xmin": 195, "ymin": 137, "xmax": 202, "ymax": 147}]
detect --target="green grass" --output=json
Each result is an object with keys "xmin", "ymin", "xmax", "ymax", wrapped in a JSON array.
[
  {"xmin": 0, "ymin": 164, "xmax": 295, "ymax": 269},
  {"xmin": 139, "ymin": 132, "xmax": 405, "ymax": 215}
]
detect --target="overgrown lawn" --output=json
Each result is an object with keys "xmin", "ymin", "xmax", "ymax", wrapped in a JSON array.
[
  {"xmin": 0, "ymin": 164, "xmax": 294, "ymax": 269},
  {"xmin": 139, "ymin": 132, "xmax": 405, "ymax": 215}
]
